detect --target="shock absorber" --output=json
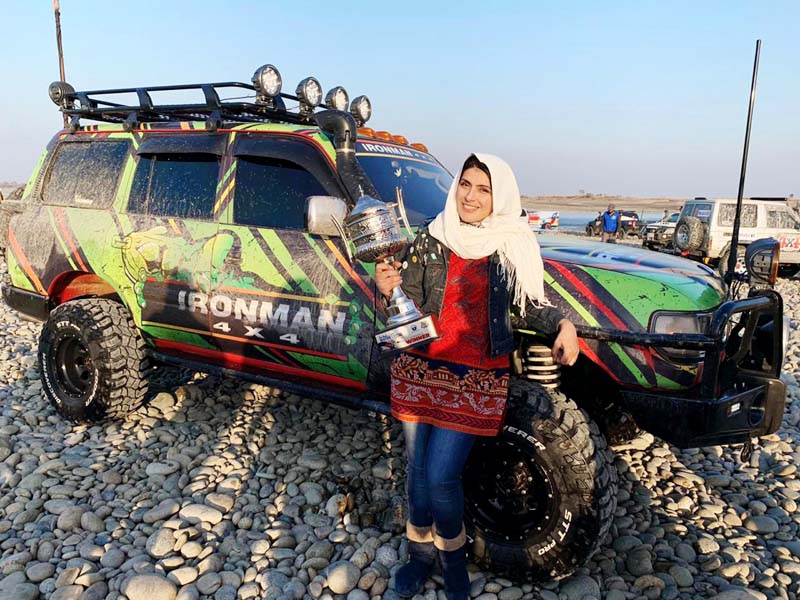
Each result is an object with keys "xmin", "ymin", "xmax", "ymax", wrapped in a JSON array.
[{"xmin": 521, "ymin": 344, "xmax": 561, "ymax": 389}]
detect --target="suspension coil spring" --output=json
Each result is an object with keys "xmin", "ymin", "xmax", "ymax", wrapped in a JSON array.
[{"xmin": 522, "ymin": 344, "xmax": 561, "ymax": 389}]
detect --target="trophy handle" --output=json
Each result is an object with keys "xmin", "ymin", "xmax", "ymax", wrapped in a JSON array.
[
  {"xmin": 393, "ymin": 188, "xmax": 414, "ymax": 239},
  {"xmin": 330, "ymin": 215, "xmax": 354, "ymax": 262}
]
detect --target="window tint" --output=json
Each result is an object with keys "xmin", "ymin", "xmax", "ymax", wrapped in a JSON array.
[
  {"xmin": 767, "ymin": 208, "xmax": 800, "ymax": 230},
  {"xmin": 42, "ymin": 142, "xmax": 129, "ymax": 208},
  {"xmin": 718, "ymin": 204, "xmax": 756, "ymax": 227},
  {"xmin": 129, "ymin": 154, "xmax": 218, "ymax": 219},
  {"xmin": 234, "ymin": 156, "xmax": 327, "ymax": 229}
]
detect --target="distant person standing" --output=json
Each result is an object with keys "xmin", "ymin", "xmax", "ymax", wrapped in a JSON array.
[{"xmin": 601, "ymin": 204, "xmax": 619, "ymax": 243}]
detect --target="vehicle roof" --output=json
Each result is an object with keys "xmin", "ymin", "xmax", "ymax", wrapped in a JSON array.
[{"xmin": 685, "ymin": 197, "xmax": 789, "ymax": 205}]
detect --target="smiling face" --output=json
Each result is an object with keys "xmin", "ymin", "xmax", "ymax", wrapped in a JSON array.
[{"xmin": 456, "ymin": 167, "xmax": 493, "ymax": 223}]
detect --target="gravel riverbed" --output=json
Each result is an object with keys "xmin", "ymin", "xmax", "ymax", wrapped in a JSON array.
[{"xmin": 0, "ymin": 253, "xmax": 799, "ymax": 600}]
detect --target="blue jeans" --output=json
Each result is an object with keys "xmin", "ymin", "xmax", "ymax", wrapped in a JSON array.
[{"xmin": 402, "ymin": 421, "xmax": 476, "ymax": 540}]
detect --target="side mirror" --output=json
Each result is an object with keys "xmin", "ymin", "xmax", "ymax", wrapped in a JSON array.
[
  {"xmin": 745, "ymin": 237, "xmax": 780, "ymax": 286},
  {"xmin": 307, "ymin": 196, "xmax": 348, "ymax": 237}
]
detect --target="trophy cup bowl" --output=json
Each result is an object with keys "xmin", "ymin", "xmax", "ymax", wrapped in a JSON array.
[{"xmin": 333, "ymin": 196, "xmax": 440, "ymax": 353}]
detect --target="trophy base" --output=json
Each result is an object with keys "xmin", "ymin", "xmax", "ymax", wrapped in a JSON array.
[{"xmin": 375, "ymin": 315, "xmax": 440, "ymax": 354}]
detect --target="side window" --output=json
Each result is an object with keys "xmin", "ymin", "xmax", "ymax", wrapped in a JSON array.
[
  {"xmin": 234, "ymin": 156, "xmax": 327, "ymax": 229},
  {"xmin": 767, "ymin": 208, "xmax": 800, "ymax": 230},
  {"xmin": 718, "ymin": 204, "xmax": 756, "ymax": 227},
  {"xmin": 129, "ymin": 154, "xmax": 219, "ymax": 219},
  {"xmin": 42, "ymin": 141, "xmax": 129, "ymax": 208}
]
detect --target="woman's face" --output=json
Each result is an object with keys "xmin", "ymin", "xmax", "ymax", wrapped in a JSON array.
[{"xmin": 456, "ymin": 167, "xmax": 493, "ymax": 224}]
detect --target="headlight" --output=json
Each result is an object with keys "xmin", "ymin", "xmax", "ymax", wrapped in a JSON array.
[
  {"xmin": 650, "ymin": 311, "xmax": 712, "ymax": 361},
  {"xmin": 296, "ymin": 77, "xmax": 323, "ymax": 113},
  {"xmin": 350, "ymin": 95, "xmax": 372, "ymax": 126},
  {"xmin": 325, "ymin": 86, "xmax": 349, "ymax": 111},
  {"xmin": 252, "ymin": 64, "xmax": 282, "ymax": 98}
]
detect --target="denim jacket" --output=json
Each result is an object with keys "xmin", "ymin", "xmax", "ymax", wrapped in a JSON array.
[{"xmin": 397, "ymin": 227, "xmax": 564, "ymax": 358}]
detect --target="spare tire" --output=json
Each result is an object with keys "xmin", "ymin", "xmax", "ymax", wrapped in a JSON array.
[{"xmin": 673, "ymin": 216, "xmax": 705, "ymax": 251}]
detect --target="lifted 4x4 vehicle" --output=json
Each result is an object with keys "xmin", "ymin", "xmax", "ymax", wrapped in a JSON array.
[{"xmin": 1, "ymin": 67, "xmax": 788, "ymax": 583}]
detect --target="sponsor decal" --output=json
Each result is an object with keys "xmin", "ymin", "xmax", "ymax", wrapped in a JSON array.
[{"xmin": 177, "ymin": 290, "xmax": 346, "ymax": 338}]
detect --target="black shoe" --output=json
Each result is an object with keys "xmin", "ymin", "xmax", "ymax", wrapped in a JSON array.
[
  {"xmin": 438, "ymin": 545, "xmax": 469, "ymax": 600},
  {"xmin": 395, "ymin": 540, "xmax": 436, "ymax": 597}
]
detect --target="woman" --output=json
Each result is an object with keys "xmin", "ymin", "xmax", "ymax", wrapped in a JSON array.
[{"xmin": 375, "ymin": 154, "xmax": 579, "ymax": 599}]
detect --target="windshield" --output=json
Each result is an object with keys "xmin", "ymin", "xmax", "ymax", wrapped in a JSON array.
[
  {"xmin": 356, "ymin": 142, "xmax": 452, "ymax": 225},
  {"xmin": 667, "ymin": 213, "xmax": 679, "ymax": 223}
]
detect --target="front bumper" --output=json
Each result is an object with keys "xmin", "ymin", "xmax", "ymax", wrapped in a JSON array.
[
  {"xmin": 620, "ymin": 374, "xmax": 785, "ymax": 448},
  {"xmin": 577, "ymin": 290, "xmax": 786, "ymax": 448}
]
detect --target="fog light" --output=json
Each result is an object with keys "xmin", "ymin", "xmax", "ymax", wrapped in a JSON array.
[
  {"xmin": 745, "ymin": 238, "xmax": 780, "ymax": 286},
  {"xmin": 48, "ymin": 81, "xmax": 75, "ymax": 107},
  {"xmin": 252, "ymin": 64, "xmax": 282, "ymax": 99},
  {"xmin": 325, "ymin": 86, "xmax": 349, "ymax": 111},
  {"xmin": 350, "ymin": 95, "xmax": 372, "ymax": 126},
  {"xmin": 296, "ymin": 77, "xmax": 323, "ymax": 114}
]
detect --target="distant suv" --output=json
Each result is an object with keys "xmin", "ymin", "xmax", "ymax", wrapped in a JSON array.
[
  {"xmin": 585, "ymin": 210, "xmax": 639, "ymax": 237},
  {"xmin": 1, "ymin": 66, "xmax": 787, "ymax": 583},
  {"xmin": 673, "ymin": 197, "xmax": 800, "ymax": 276},
  {"xmin": 642, "ymin": 212, "xmax": 680, "ymax": 251}
]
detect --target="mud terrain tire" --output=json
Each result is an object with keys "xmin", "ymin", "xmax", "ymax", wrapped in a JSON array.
[
  {"xmin": 673, "ymin": 216, "xmax": 705, "ymax": 251},
  {"xmin": 39, "ymin": 299, "xmax": 150, "ymax": 422},
  {"xmin": 463, "ymin": 380, "xmax": 617, "ymax": 581}
]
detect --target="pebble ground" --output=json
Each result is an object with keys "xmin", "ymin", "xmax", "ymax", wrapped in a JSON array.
[{"xmin": 0, "ymin": 254, "xmax": 798, "ymax": 600}]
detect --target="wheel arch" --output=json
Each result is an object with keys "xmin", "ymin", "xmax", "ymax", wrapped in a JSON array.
[{"xmin": 48, "ymin": 271, "xmax": 124, "ymax": 307}]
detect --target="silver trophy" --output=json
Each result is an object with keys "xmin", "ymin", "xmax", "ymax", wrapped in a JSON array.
[{"xmin": 333, "ymin": 196, "xmax": 440, "ymax": 353}]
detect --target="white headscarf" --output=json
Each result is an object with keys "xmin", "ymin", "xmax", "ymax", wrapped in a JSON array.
[{"xmin": 427, "ymin": 153, "xmax": 548, "ymax": 315}]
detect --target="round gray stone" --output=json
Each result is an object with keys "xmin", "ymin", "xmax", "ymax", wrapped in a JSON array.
[
  {"xmin": 146, "ymin": 528, "xmax": 176, "ymax": 559},
  {"xmin": 123, "ymin": 574, "xmax": 178, "ymax": 600},
  {"xmin": 179, "ymin": 504, "xmax": 223, "ymax": 525},
  {"xmin": 25, "ymin": 562, "xmax": 54, "ymax": 583},
  {"xmin": 558, "ymin": 575, "xmax": 600, "ymax": 600},
  {"xmin": 327, "ymin": 561, "xmax": 360, "ymax": 594}
]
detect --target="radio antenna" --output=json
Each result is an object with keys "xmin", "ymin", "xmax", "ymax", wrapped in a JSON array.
[{"xmin": 726, "ymin": 39, "xmax": 761, "ymax": 289}]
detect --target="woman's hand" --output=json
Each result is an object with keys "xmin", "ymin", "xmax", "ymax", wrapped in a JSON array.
[
  {"xmin": 552, "ymin": 319, "xmax": 580, "ymax": 366},
  {"xmin": 375, "ymin": 261, "xmax": 402, "ymax": 299}
]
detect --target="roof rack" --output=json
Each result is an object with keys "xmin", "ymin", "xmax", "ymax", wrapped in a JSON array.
[
  {"xmin": 51, "ymin": 81, "xmax": 318, "ymax": 131},
  {"xmin": 749, "ymin": 196, "xmax": 789, "ymax": 202}
]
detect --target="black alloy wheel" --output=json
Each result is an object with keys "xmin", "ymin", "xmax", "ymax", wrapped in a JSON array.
[{"xmin": 463, "ymin": 380, "xmax": 617, "ymax": 582}]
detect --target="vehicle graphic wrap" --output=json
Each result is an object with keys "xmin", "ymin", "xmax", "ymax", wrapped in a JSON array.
[
  {"xmin": 5, "ymin": 121, "xmax": 738, "ymax": 398},
  {"xmin": 536, "ymin": 238, "xmax": 725, "ymax": 390}
]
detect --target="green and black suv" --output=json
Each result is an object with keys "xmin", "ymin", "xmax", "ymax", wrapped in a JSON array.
[{"xmin": 1, "ymin": 65, "xmax": 788, "ymax": 582}]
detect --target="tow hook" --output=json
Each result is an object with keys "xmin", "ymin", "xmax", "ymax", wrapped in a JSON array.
[{"xmin": 740, "ymin": 439, "xmax": 754, "ymax": 463}]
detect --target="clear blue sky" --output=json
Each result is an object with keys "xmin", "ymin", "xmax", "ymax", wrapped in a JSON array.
[{"xmin": 1, "ymin": 1, "xmax": 797, "ymax": 197}]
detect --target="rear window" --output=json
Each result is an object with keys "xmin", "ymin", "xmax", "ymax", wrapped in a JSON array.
[
  {"xmin": 718, "ymin": 203, "xmax": 757, "ymax": 227},
  {"xmin": 129, "ymin": 154, "xmax": 219, "ymax": 220},
  {"xmin": 42, "ymin": 141, "xmax": 129, "ymax": 208},
  {"xmin": 683, "ymin": 203, "xmax": 713, "ymax": 223}
]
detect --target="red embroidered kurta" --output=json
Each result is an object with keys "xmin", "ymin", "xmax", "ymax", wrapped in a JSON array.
[{"xmin": 390, "ymin": 255, "xmax": 510, "ymax": 436}]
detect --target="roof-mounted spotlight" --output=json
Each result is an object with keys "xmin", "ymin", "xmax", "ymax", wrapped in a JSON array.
[
  {"xmin": 295, "ymin": 77, "xmax": 323, "ymax": 115},
  {"xmin": 252, "ymin": 64, "xmax": 282, "ymax": 107},
  {"xmin": 48, "ymin": 81, "xmax": 76, "ymax": 109},
  {"xmin": 324, "ymin": 86, "xmax": 349, "ymax": 111},
  {"xmin": 349, "ymin": 95, "xmax": 372, "ymax": 126}
]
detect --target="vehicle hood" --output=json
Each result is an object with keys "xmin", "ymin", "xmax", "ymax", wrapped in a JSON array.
[{"xmin": 538, "ymin": 235, "xmax": 726, "ymax": 326}]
